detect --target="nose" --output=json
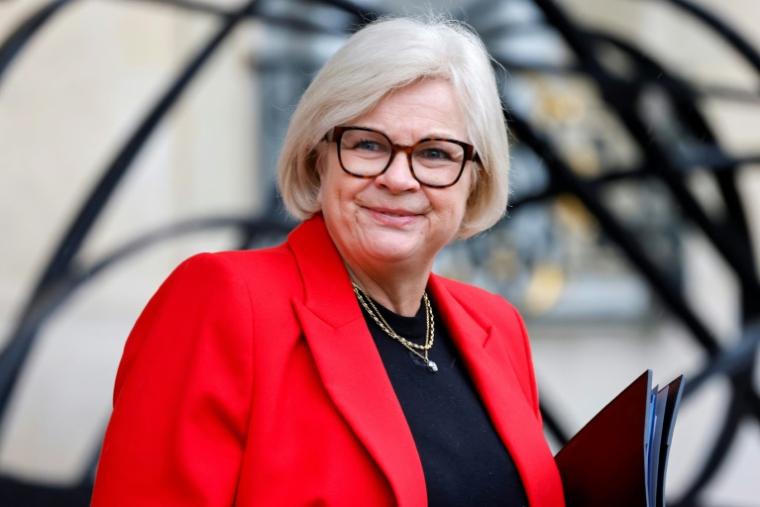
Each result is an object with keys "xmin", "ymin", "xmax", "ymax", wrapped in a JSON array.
[{"xmin": 373, "ymin": 150, "xmax": 420, "ymax": 193}]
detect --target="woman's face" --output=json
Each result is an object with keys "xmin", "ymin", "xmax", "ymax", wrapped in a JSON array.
[{"xmin": 318, "ymin": 79, "xmax": 475, "ymax": 273}]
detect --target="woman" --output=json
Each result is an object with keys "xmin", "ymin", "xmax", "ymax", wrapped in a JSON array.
[{"xmin": 92, "ymin": 15, "xmax": 565, "ymax": 507}]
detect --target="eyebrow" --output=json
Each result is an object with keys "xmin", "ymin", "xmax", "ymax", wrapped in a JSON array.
[{"xmin": 353, "ymin": 124, "xmax": 468, "ymax": 144}]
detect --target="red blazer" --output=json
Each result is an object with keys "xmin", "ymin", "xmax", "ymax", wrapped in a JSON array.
[{"xmin": 92, "ymin": 215, "xmax": 564, "ymax": 506}]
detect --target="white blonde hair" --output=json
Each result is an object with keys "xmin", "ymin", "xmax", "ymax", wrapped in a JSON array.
[{"xmin": 277, "ymin": 15, "xmax": 509, "ymax": 239}]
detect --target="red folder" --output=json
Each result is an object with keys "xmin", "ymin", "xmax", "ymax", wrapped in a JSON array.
[{"xmin": 555, "ymin": 371, "xmax": 685, "ymax": 507}]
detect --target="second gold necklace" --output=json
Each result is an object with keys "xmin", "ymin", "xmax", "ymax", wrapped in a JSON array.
[{"xmin": 352, "ymin": 283, "xmax": 438, "ymax": 373}]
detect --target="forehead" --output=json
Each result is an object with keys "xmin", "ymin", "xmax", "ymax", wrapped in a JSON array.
[{"xmin": 351, "ymin": 79, "xmax": 468, "ymax": 142}]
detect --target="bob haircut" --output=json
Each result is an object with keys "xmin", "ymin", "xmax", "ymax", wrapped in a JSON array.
[{"xmin": 277, "ymin": 15, "xmax": 509, "ymax": 239}]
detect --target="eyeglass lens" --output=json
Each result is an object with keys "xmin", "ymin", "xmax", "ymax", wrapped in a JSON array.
[{"xmin": 339, "ymin": 129, "xmax": 466, "ymax": 187}]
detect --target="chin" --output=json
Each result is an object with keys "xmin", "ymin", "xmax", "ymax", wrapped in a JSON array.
[{"xmin": 361, "ymin": 236, "xmax": 422, "ymax": 264}]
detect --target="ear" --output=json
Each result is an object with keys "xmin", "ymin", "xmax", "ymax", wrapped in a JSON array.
[{"xmin": 316, "ymin": 181, "xmax": 324, "ymax": 208}]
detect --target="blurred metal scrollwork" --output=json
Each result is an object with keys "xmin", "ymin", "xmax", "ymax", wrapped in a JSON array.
[{"xmin": 1, "ymin": 0, "xmax": 759, "ymax": 505}]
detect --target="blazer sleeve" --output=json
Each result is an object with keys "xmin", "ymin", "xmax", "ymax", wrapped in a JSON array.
[{"xmin": 91, "ymin": 253, "xmax": 254, "ymax": 507}]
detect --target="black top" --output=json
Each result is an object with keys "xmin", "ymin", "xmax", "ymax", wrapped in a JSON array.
[{"xmin": 358, "ymin": 293, "xmax": 529, "ymax": 506}]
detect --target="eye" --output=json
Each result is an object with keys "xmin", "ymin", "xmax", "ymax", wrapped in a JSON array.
[
  {"xmin": 341, "ymin": 132, "xmax": 391, "ymax": 155},
  {"xmin": 423, "ymin": 148, "xmax": 451, "ymax": 160},
  {"xmin": 351, "ymin": 139, "xmax": 385, "ymax": 152},
  {"xmin": 418, "ymin": 147, "xmax": 453, "ymax": 161}
]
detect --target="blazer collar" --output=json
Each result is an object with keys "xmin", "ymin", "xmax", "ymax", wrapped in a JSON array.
[
  {"xmin": 428, "ymin": 276, "xmax": 563, "ymax": 506},
  {"xmin": 286, "ymin": 215, "xmax": 558, "ymax": 506},
  {"xmin": 287, "ymin": 215, "xmax": 426, "ymax": 507}
]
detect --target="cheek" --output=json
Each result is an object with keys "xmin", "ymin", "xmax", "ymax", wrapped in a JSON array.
[
  {"xmin": 427, "ymin": 191, "xmax": 465, "ymax": 233},
  {"xmin": 318, "ymin": 168, "xmax": 359, "ymax": 223},
  {"xmin": 430, "ymin": 186, "xmax": 471, "ymax": 236},
  {"xmin": 455, "ymin": 171, "xmax": 476, "ymax": 219},
  {"xmin": 317, "ymin": 159, "xmax": 339, "ymax": 209},
  {"xmin": 314, "ymin": 147, "xmax": 334, "ymax": 208}
]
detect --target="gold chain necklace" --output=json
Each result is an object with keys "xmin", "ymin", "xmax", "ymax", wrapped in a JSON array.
[{"xmin": 352, "ymin": 283, "xmax": 438, "ymax": 373}]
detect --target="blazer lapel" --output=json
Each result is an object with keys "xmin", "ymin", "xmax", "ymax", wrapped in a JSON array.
[
  {"xmin": 287, "ymin": 216, "xmax": 427, "ymax": 507},
  {"xmin": 428, "ymin": 275, "xmax": 562, "ymax": 506}
]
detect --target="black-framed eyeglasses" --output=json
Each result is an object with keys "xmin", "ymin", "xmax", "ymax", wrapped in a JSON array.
[{"xmin": 323, "ymin": 126, "xmax": 481, "ymax": 188}]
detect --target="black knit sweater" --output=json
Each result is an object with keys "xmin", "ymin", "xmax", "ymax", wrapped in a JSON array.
[{"xmin": 358, "ymin": 293, "xmax": 529, "ymax": 506}]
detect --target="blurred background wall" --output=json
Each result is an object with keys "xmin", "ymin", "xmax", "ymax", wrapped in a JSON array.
[{"xmin": 0, "ymin": 0, "xmax": 759, "ymax": 505}]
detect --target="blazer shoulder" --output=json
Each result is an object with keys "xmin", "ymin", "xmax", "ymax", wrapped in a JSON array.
[
  {"xmin": 183, "ymin": 242, "xmax": 302, "ymax": 293},
  {"xmin": 192, "ymin": 241, "xmax": 296, "ymax": 273}
]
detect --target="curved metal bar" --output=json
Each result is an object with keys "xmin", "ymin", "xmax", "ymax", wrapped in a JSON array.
[
  {"xmin": 53, "ymin": 215, "xmax": 288, "ymax": 321},
  {"xmin": 507, "ymin": 187, "xmax": 560, "ymax": 213},
  {"xmin": 312, "ymin": 0, "xmax": 380, "ymax": 23},
  {"xmin": 251, "ymin": 11, "xmax": 349, "ymax": 36},
  {"xmin": 0, "ymin": 1, "xmax": 257, "ymax": 424},
  {"xmin": 506, "ymin": 166, "xmax": 650, "ymax": 214},
  {"xmin": 126, "ymin": 0, "xmax": 236, "ymax": 16},
  {"xmin": 125, "ymin": 0, "xmax": 353, "ymax": 37},
  {"xmin": 699, "ymin": 84, "xmax": 760, "ymax": 104},
  {"xmin": 0, "ymin": 214, "xmax": 290, "ymax": 419},
  {"xmin": 496, "ymin": 62, "xmax": 760, "ymax": 105},
  {"xmin": 506, "ymin": 111, "xmax": 721, "ymax": 354},
  {"xmin": 589, "ymin": 30, "xmax": 760, "ymax": 321},
  {"xmin": 535, "ymin": 0, "xmax": 760, "ymax": 368},
  {"xmin": 665, "ymin": 0, "xmax": 760, "ymax": 92},
  {"xmin": 31, "ymin": 0, "xmax": 255, "ymax": 298},
  {"xmin": 684, "ymin": 324, "xmax": 760, "ymax": 397},
  {"xmin": 676, "ymin": 152, "xmax": 760, "ymax": 173},
  {"xmin": 0, "ymin": 0, "xmax": 75, "ymax": 88},
  {"xmin": 674, "ymin": 370, "xmax": 753, "ymax": 505},
  {"xmin": 530, "ymin": 0, "xmax": 760, "ymax": 304},
  {"xmin": 0, "ymin": 215, "xmax": 291, "ymax": 502},
  {"xmin": 83, "ymin": 217, "xmax": 291, "ymax": 281},
  {"xmin": 674, "ymin": 329, "xmax": 760, "ymax": 503},
  {"xmin": 590, "ymin": 31, "xmax": 757, "ymax": 243},
  {"xmin": 590, "ymin": 29, "xmax": 760, "ymax": 322}
]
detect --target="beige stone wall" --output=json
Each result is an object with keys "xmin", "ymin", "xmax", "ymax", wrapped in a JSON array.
[{"xmin": 0, "ymin": 0, "xmax": 260, "ymax": 482}]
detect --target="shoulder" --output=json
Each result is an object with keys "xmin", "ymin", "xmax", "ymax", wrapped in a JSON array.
[
  {"xmin": 169, "ymin": 243, "xmax": 306, "ymax": 334},
  {"xmin": 179, "ymin": 242, "xmax": 298, "ymax": 279},
  {"xmin": 171, "ymin": 242, "xmax": 302, "ymax": 297},
  {"xmin": 117, "ymin": 243, "xmax": 302, "ymax": 394}
]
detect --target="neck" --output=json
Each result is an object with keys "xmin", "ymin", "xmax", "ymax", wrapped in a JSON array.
[{"xmin": 344, "ymin": 260, "xmax": 431, "ymax": 317}]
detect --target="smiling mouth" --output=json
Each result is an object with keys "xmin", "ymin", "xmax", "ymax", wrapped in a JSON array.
[
  {"xmin": 363, "ymin": 206, "xmax": 422, "ymax": 224},
  {"xmin": 366, "ymin": 207, "xmax": 418, "ymax": 216}
]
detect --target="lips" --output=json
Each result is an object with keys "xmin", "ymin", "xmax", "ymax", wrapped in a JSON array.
[
  {"xmin": 370, "ymin": 207, "xmax": 417, "ymax": 217},
  {"xmin": 363, "ymin": 206, "xmax": 422, "ymax": 226}
]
